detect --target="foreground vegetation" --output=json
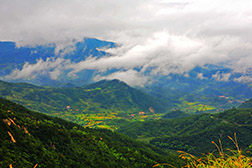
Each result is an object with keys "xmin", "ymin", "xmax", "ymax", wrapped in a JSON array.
[
  {"xmin": 177, "ymin": 133, "xmax": 252, "ymax": 168},
  {"xmin": 152, "ymin": 134, "xmax": 252, "ymax": 167},
  {"xmin": 0, "ymin": 97, "xmax": 184, "ymax": 167},
  {"xmin": 2, "ymin": 96, "xmax": 252, "ymax": 167}
]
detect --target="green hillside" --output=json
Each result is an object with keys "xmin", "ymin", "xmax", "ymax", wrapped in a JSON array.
[
  {"xmin": 0, "ymin": 79, "xmax": 169, "ymax": 129},
  {"xmin": 117, "ymin": 108, "xmax": 252, "ymax": 156},
  {"xmin": 239, "ymin": 99, "xmax": 252, "ymax": 109},
  {"xmin": 162, "ymin": 110, "xmax": 190, "ymax": 119},
  {"xmin": 0, "ymin": 97, "xmax": 184, "ymax": 167}
]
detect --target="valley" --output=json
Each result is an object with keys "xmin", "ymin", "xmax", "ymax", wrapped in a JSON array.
[
  {"xmin": 1, "ymin": 78, "xmax": 250, "ymax": 131},
  {"xmin": 0, "ymin": 79, "xmax": 169, "ymax": 129},
  {"xmin": 1, "ymin": 37, "xmax": 252, "ymax": 168},
  {"xmin": 1, "ymin": 1, "xmax": 252, "ymax": 167},
  {"xmin": 117, "ymin": 107, "xmax": 252, "ymax": 155},
  {"xmin": 0, "ymin": 97, "xmax": 184, "ymax": 167},
  {"xmin": 1, "ymin": 60, "xmax": 252, "ymax": 167},
  {"xmin": 1, "ymin": 80, "xmax": 252, "ymax": 167}
]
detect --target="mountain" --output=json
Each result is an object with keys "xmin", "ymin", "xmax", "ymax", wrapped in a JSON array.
[
  {"xmin": 238, "ymin": 98, "xmax": 252, "ymax": 109},
  {"xmin": 144, "ymin": 65, "xmax": 252, "ymax": 113},
  {"xmin": 0, "ymin": 38, "xmax": 115, "ymax": 86},
  {"xmin": 1, "ymin": 39, "xmax": 252, "ymax": 114},
  {"xmin": 0, "ymin": 41, "xmax": 56, "ymax": 76},
  {"xmin": 117, "ymin": 108, "xmax": 252, "ymax": 156},
  {"xmin": 0, "ymin": 79, "xmax": 169, "ymax": 129},
  {"xmin": 162, "ymin": 110, "xmax": 190, "ymax": 119},
  {"xmin": 0, "ymin": 97, "xmax": 184, "ymax": 167},
  {"xmin": 63, "ymin": 38, "xmax": 115, "ymax": 62}
]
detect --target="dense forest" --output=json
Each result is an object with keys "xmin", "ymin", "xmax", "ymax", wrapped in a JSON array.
[
  {"xmin": 117, "ymin": 107, "xmax": 252, "ymax": 155},
  {"xmin": 1, "ymin": 79, "xmax": 252, "ymax": 167},
  {"xmin": 0, "ymin": 79, "xmax": 169, "ymax": 129},
  {"xmin": 239, "ymin": 99, "xmax": 252, "ymax": 109},
  {"xmin": 1, "ymin": 1, "xmax": 252, "ymax": 167},
  {"xmin": 0, "ymin": 97, "xmax": 184, "ymax": 167}
]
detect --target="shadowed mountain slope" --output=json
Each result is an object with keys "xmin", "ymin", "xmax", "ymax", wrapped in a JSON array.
[
  {"xmin": 0, "ymin": 97, "xmax": 183, "ymax": 167},
  {"xmin": 117, "ymin": 108, "xmax": 252, "ymax": 156}
]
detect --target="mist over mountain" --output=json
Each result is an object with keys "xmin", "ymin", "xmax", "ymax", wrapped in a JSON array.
[
  {"xmin": 1, "ymin": 1, "xmax": 252, "ymax": 167},
  {"xmin": 1, "ymin": 38, "xmax": 252, "ymax": 88},
  {"xmin": 1, "ymin": 38, "xmax": 252, "ymax": 113},
  {"xmin": 1, "ymin": 0, "xmax": 252, "ymax": 88},
  {"xmin": 0, "ymin": 38, "xmax": 116, "ymax": 86}
]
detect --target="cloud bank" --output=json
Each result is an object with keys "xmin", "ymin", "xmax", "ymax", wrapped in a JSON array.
[
  {"xmin": 5, "ymin": 58, "xmax": 69, "ymax": 80},
  {"xmin": 1, "ymin": 0, "xmax": 252, "ymax": 85}
]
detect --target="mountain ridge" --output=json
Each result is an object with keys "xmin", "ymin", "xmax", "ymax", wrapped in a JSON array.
[
  {"xmin": 239, "ymin": 98, "xmax": 252, "ymax": 109},
  {"xmin": 0, "ymin": 79, "xmax": 169, "ymax": 128},
  {"xmin": 0, "ymin": 97, "xmax": 183, "ymax": 167},
  {"xmin": 0, "ymin": 38, "xmax": 115, "ymax": 86},
  {"xmin": 1, "ymin": 39, "xmax": 252, "ymax": 114},
  {"xmin": 117, "ymin": 108, "xmax": 252, "ymax": 155}
]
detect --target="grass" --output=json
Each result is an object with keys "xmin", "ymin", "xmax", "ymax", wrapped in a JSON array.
[
  {"xmin": 83, "ymin": 87, "xmax": 102, "ymax": 92},
  {"xmin": 153, "ymin": 133, "xmax": 252, "ymax": 168},
  {"xmin": 178, "ymin": 133, "xmax": 252, "ymax": 168},
  {"xmin": 97, "ymin": 125, "xmax": 114, "ymax": 130},
  {"xmin": 70, "ymin": 110, "xmax": 164, "ymax": 129},
  {"xmin": 179, "ymin": 100, "xmax": 216, "ymax": 113},
  {"xmin": 9, "ymin": 163, "xmax": 38, "ymax": 168}
]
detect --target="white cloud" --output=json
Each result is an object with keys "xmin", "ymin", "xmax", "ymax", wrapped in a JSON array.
[
  {"xmin": 1, "ymin": 0, "xmax": 252, "ymax": 85},
  {"xmin": 212, "ymin": 71, "xmax": 231, "ymax": 81},
  {"xmin": 67, "ymin": 32, "xmax": 205, "ymax": 76},
  {"xmin": 197, "ymin": 73, "xmax": 206, "ymax": 80},
  {"xmin": 234, "ymin": 75, "xmax": 252, "ymax": 83},
  {"xmin": 93, "ymin": 69, "xmax": 150, "ymax": 87},
  {"xmin": 67, "ymin": 31, "xmax": 252, "ymax": 79},
  {"xmin": 49, "ymin": 68, "xmax": 61, "ymax": 80},
  {"xmin": 5, "ymin": 58, "xmax": 69, "ymax": 80}
]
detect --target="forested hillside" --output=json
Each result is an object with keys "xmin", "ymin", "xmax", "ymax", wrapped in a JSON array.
[
  {"xmin": 144, "ymin": 65, "xmax": 252, "ymax": 113},
  {"xmin": 0, "ymin": 97, "xmax": 184, "ymax": 167},
  {"xmin": 239, "ymin": 98, "xmax": 252, "ymax": 109},
  {"xmin": 0, "ymin": 79, "xmax": 169, "ymax": 129},
  {"xmin": 118, "ymin": 108, "xmax": 252, "ymax": 156}
]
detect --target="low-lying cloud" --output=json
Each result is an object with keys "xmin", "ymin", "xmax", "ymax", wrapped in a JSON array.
[
  {"xmin": 212, "ymin": 72, "xmax": 232, "ymax": 82},
  {"xmin": 5, "ymin": 58, "xmax": 69, "ymax": 80},
  {"xmin": 93, "ymin": 70, "xmax": 150, "ymax": 87},
  {"xmin": 1, "ymin": 0, "xmax": 252, "ymax": 86}
]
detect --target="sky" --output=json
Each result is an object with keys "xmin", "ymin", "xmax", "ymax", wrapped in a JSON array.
[{"xmin": 1, "ymin": 0, "xmax": 252, "ymax": 86}]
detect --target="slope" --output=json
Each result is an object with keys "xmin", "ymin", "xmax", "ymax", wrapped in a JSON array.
[
  {"xmin": 0, "ymin": 79, "xmax": 168, "ymax": 128},
  {"xmin": 117, "ymin": 108, "xmax": 252, "ymax": 156},
  {"xmin": 145, "ymin": 65, "xmax": 252, "ymax": 113},
  {"xmin": 0, "ymin": 38, "xmax": 115, "ymax": 86},
  {"xmin": 238, "ymin": 98, "xmax": 252, "ymax": 109},
  {"xmin": 0, "ymin": 97, "xmax": 183, "ymax": 167}
]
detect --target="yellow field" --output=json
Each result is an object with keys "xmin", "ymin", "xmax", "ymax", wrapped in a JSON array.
[
  {"xmin": 181, "ymin": 101, "xmax": 216, "ymax": 112},
  {"xmin": 97, "ymin": 125, "xmax": 113, "ymax": 130}
]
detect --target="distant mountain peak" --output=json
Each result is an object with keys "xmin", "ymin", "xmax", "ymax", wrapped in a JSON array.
[
  {"xmin": 85, "ymin": 79, "xmax": 129, "ymax": 89},
  {"xmin": 0, "ymin": 38, "xmax": 116, "ymax": 86}
]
